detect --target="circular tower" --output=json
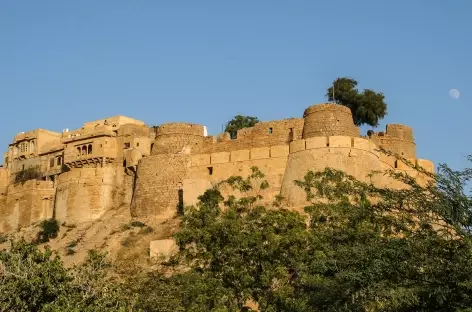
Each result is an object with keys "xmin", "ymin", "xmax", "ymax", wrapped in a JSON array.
[
  {"xmin": 132, "ymin": 123, "xmax": 205, "ymax": 220},
  {"xmin": 152, "ymin": 123, "xmax": 205, "ymax": 155},
  {"xmin": 383, "ymin": 124, "xmax": 416, "ymax": 158},
  {"xmin": 302, "ymin": 103, "xmax": 359, "ymax": 139},
  {"xmin": 280, "ymin": 103, "xmax": 381, "ymax": 208}
]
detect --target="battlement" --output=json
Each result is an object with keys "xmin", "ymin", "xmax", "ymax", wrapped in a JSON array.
[
  {"xmin": 0, "ymin": 103, "xmax": 433, "ymax": 233},
  {"xmin": 385, "ymin": 124, "xmax": 414, "ymax": 141},
  {"xmin": 13, "ymin": 129, "xmax": 61, "ymax": 143},
  {"xmin": 289, "ymin": 136, "xmax": 378, "ymax": 154},
  {"xmin": 302, "ymin": 103, "xmax": 360, "ymax": 138},
  {"xmin": 199, "ymin": 118, "xmax": 304, "ymax": 154},
  {"xmin": 190, "ymin": 145, "xmax": 290, "ymax": 167},
  {"xmin": 83, "ymin": 115, "xmax": 145, "ymax": 129},
  {"xmin": 156, "ymin": 123, "xmax": 205, "ymax": 136},
  {"xmin": 369, "ymin": 124, "xmax": 416, "ymax": 158}
]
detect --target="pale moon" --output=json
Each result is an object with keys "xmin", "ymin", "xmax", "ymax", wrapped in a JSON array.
[{"xmin": 449, "ymin": 88, "xmax": 460, "ymax": 100}]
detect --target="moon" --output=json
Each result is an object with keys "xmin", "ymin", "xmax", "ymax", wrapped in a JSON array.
[{"xmin": 449, "ymin": 88, "xmax": 460, "ymax": 100}]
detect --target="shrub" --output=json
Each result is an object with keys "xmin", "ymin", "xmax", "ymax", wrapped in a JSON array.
[
  {"xmin": 0, "ymin": 234, "xmax": 8, "ymax": 244},
  {"xmin": 66, "ymin": 240, "xmax": 78, "ymax": 248},
  {"xmin": 14, "ymin": 166, "xmax": 42, "ymax": 184},
  {"xmin": 36, "ymin": 219, "xmax": 59, "ymax": 244},
  {"xmin": 130, "ymin": 220, "xmax": 146, "ymax": 228},
  {"xmin": 138, "ymin": 226, "xmax": 153, "ymax": 235}
]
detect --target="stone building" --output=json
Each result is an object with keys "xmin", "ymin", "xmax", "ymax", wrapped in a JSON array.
[{"xmin": 0, "ymin": 103, "xmax": 434, "ymax": 233}]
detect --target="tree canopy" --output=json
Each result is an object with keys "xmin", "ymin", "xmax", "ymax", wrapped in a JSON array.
[
  {"xmin": 326, "ymin": 77, "xmax": 388, "ymax": 127},
  {"xmin": 2, "ymin": 153, "xmax": 472, "ymax": 311},
  {"xmin": 224, "ymin": 115, "xmax": 260, "ymax": 139}
]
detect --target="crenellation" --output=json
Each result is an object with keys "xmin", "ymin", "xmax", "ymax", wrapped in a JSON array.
[{"xmin": 0, "ymin": 104, "xmax": 434, "ymax": 233}]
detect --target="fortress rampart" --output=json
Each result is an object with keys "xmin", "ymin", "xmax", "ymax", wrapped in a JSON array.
[
  {"xmin": 302, "ymin": 104, "xmax": 360, "ymax": 138},
  {"xmin": 0, "ymin": 104, "xmax": 434, "ymax": 233}
]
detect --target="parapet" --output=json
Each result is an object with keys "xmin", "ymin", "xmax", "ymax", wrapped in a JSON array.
[
  {"xmin": 200, "ymin": 118, "xmax": 304, "ymax": 154},
  {"xmin": 385, "ymin": 124, "xmax": 414, "ymax": 141},
  {"xmin": 83, "ymin": 115, "xmax": 145, "ymax": 129},
  {"xmin": 369, "ymin": 124, "xmax": 416, "ymax": 158},
  {"xmin": 156, "ymin": 123, "xmax": 205, "ymax": 136},
  {"xmin": 302, "ymin": 103, "xmax": 360, "ymax": 139},
  {"xmin": 13, "ymin": 129, "xmax": 61, "ymax": 144},
  {"xmin": 152, "ymin": 123, "xmax": 205, "ymax": 155}
]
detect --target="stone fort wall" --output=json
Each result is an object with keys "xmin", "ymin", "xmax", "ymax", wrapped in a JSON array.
[
  {"xmin": 0, "ymin": 103, "xmax": 435, "ymax": 233},
  {"xmin": 0, "ymin": 180, "xmax": 54, "ymax": 233}
]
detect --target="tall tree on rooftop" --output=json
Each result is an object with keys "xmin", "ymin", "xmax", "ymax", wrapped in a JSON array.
[
  {"xmin": 224, "ymin": 115, "xmax": 260, "ymax": 139},
  {"xmin": 326, "ymin": 77, "xmax": 387, "ymax": 127}
]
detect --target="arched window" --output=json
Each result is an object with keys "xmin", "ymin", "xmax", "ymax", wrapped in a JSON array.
[
  {"xmin": 88, "ymin": 144, "xmax": 92, "ymax": 154},
  {"xmin": 57, "ymin": 156, "xmax": 62, "ymax": 166},
  {"xmin": 81, "ymin": 146, "xmax": 87, "ymax": 156},
  {"xmin": 77, "ymin": 147, "xmax": 81, "ymax": 156}
]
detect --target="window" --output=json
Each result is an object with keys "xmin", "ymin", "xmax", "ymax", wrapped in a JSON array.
[
  {"xmin": 50, "ymin": 158, "xmax": 54, "ymax": 168},
  {"xmin": 77, "ymin": 147, "xmax": 81, "ymax": 156},
  {"xmin": 30, "ymin": 141, "xmax": 35, "ymax": 153},
  {"xmin": 81, "ymin": 146, "xmax": 87, "ymax": 156},
  {"xmin": 268, "ymin": 127, "xmax": 273, "ymax": 134},
  {"xmin": 208, "ymin": 167, "xmax": 213, "ymax": 175},
  {"xmin": 20, "ymin": 142, "xmax": 28, "ymax": 153},
  {"xmin": 57, "ymin": 157, "xmax": 62, "ymax": 166},
  {"xmin": 124, "ymin": 143, "xmax": 130, "ymax": 149},
  {"xmin": 136, "ymin": 142, "xmax": 140, "ymax": 147},
  {"xmin": 88, "ymin": 144, "xmax": 92, "ymax": 154}
]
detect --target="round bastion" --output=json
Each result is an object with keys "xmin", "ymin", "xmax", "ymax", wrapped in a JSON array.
[
  {"xmin": 302, "ymin": 103, "xmax": 360, "ymax": 139},
  {"xmin": 385, "ymin": 124, "xmax": 414, "ymax": 141},
  {"xmin": 152, "ymin": 123, "xmax": 205, "ymax": 155}
]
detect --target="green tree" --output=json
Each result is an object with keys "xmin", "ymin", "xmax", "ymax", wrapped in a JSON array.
[
  {"xmin": 326, "ymin": 77, "xmax": 387, "ymax": 127},
  {"xmin": 173, "ymin": 156, "xmax": 472, "ymax": 311},
  {"xmin": 224, "ymin": 115, "xmax": 260, "ymax": 139},
  {"xmin": 0, "ymin": 240, "xmax": 72, "ymax": 311}
]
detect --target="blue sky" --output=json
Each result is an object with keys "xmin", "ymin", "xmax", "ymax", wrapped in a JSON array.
[{"xmin": 1, "ymin": 0, "xmax": 471, "ymax": 171}]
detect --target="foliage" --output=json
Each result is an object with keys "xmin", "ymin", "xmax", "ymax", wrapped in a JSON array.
[
  {"xmin": 2, "ymin": 156, "xmax": 472, "ymax": 311},
  {"xmin": 224, "ymin": 115, "xmax": 260, "ymax": 139},
  {"xmin": 0, "ymin": 240, "xmax": 72, "ymax": 311},
  {"xmin": 0, "ymin": 234, "xmax": 8, "ymax": 244},
  {"xmin": 174, "ymin": 158, "xmax": 472, "ymax": 311},
  {"xmin": 36, "ymin": 219, "xmax": 60, "ymax": 244},
  {"xmin": 326, "ymin": 77, "xmax": 387, "ymax": 127},
  {"xmin": 130, "ymin": 220, "xmax": 146, "ymax": 228},
  {"xmin": 14, "ymin": 165, "xmax": 42, "ymax": 184}
]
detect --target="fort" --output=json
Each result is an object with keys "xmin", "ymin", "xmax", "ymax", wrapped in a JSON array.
[{"xmin": 0, "ymin": 103, "xmax": 434, "ymax": 233}]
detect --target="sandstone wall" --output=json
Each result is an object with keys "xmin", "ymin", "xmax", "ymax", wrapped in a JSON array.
[
  {"xmin": 152, "ymin": 123, "xmax": 205, "ymax": 155},
  {"xmin": 55, "ymin": 167, "xmax": 123, "ymax": 224},
  {"xmin": 202, "ymin": 118, "xmax": 304, "ymax": 154},
  {"xmin": 0, "ymin": 180, "xmax": 54, "ymax": 232},
  {"xmin": 131, "ymin": 154, "xmax": 191, "ymax": 219},
  {"xmin": 372, "ymin": 124, "xmax": 417, "ymax": 158},
  {"xmin": 184, "ymin": 145, "xmax": 290, "ymax": 207},
  {"xmin": 280, "ymin": 136, "xmax": 433, "ymax": 208},
  {"xmin": 302, "ymin": 104, "xmax": 360, "ymax": 138}
]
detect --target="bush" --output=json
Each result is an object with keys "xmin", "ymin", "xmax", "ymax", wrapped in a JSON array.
[
  {"xmin": 66, "ymin": 240, "xmax": 78, "ymax": 248},
  {"xmin": 0, "ymin": 234, "xmax": 8, "ymax": 244},
  {"xmin": 130, "ymin": 220, "xmax": 146, "ymax": 228},
  {"xmin": 36, "ymin": 219, "xmax": 59, "ymax": 244},
  {"xmin": 138, "ymin": 226, "xmax": 153, "ymax": 235},
  {"xmin": 14, "ymin": 166, "xmax": 42, "ymax": 184},
  {"xmin": 66, "ymin": 248, "xmax": 76, "ymax": 256}
]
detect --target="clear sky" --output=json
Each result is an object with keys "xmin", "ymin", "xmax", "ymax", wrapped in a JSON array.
[{"xmin": 1, "ymin": 0, "xmax": 471, "ymax": 171}]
